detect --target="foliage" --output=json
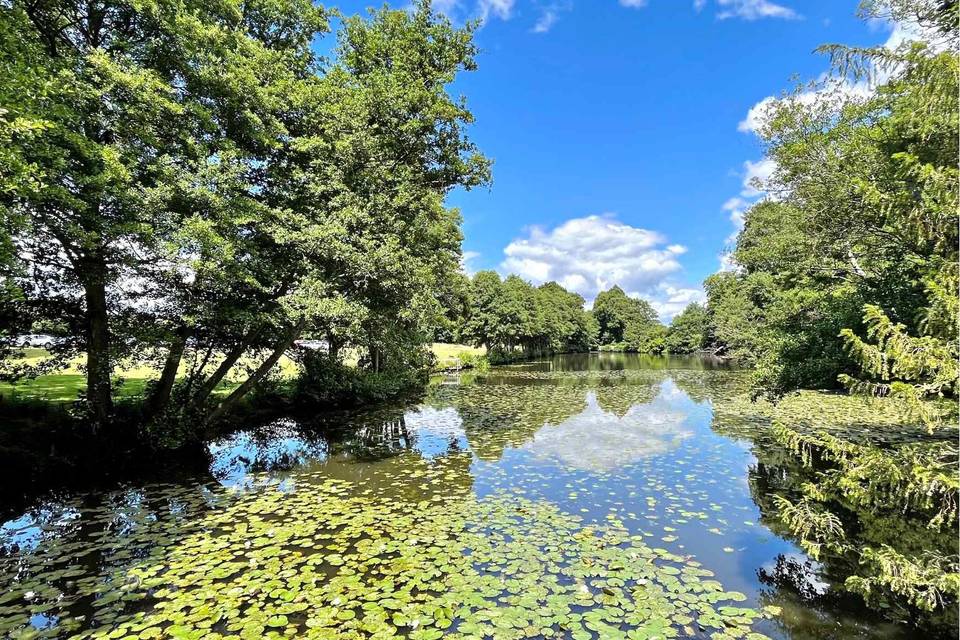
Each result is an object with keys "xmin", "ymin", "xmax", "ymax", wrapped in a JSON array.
[
  {"xmin": 458, "ymin": 271, "xmax": 596, "ymax": 358},
  {"xmin": 698, "ymin": 5, "xmax": 960, "ymax": 617},
  {"xmin": 294, "ymin": 349, "xmax": 429, "ymax": 409},
  {"xmin": 840, "ymin": 299, "xmax": 958, "ymax": 427},
  {"xmin": 456, "ymin": 351, "xmax": 490, "ymax": 372},
  {"xmin": 625, "ymin": 321, "xmax": 668, "ymax": 354},
  {"xmin": 770, "ymin": 418, "xmax": 959, "ymax": 614},
  {"xmin": 664, "ymin": 303, "xmax": 710, "ymax": 354},
  {"xmin": 0, "ymin": 462, "xmax": 773, "ymax": 639},
  {"xmin": 716, "ymin": 385, "xmax": 959, "ymax": 622},
  {"xmin": 0, "ymin": 0, "xmax": 489, "ymax": 433},
  {"xmin": 592, "ymin": 286, "xmax": 658, "ymax": 345},
  {"xmin": 703, "ymin": 0, "xmax": 958, "ymax": 401}
]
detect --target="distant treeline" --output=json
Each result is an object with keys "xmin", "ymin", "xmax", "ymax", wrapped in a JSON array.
[{"xmin": 448, "ymin": 272, "xmax": 712, "ymax": 361}]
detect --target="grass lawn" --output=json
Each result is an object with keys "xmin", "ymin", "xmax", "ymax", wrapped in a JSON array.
[
  {"xmin": 430, "ymin": 343, "xmax": 486, "ymax": 370},
  {"xmin": 0, "ymin": 344, "xmax": 484, "ymax": 404}
]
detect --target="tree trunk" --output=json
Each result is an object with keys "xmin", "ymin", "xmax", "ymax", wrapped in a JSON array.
[
  {"xmin": 83, "ymin": 272, "xmax": 112, "ymax": 426},
  {"xmin": 192, "ymin": 339, "xmax": 250, "ymax": 405},
  {"xmin": 327, "ymin": 332, "xmax": 340, "ymax": 362},
  {"xmin": 207, "ymin": 322, "xmax": 304, "ymax": 423},
  {"xmin": 145, "ymin": 329, "xmax": 189, "ymax": 418}
]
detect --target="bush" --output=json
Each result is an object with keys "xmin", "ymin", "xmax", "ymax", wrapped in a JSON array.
[
  {"xmin": 456, "ymin": 352, "xmax": 490, "ymax": 372},
  {"xmin": 294, "ymin": 351, "xmax": 427, "ymax": 408}
]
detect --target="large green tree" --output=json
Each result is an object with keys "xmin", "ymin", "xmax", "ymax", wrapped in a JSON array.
[
  {"xmin": 703, "ymin": 0, "xmax": 959, "ymax": 617},
  {"xmin": 664, "ymin": 302, "xmax": 710, "ymax": 354},
  {"xmin": 0, "ymin": 0, "xmax": 490, "ymax": 429},
  {"xmin": 591, "ymin": 285, "xmax": 659, "ymax": 346},
  {"xmin": 459, "ymin": 271, "xmax": 595, "ymax": 358},
  {"xmin": 706, "ymin": 0, "xmax": 957, "ymax": 400}
]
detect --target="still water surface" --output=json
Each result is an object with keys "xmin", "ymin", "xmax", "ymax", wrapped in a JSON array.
[{"xmin": 0, "ymin": 355, "xmax": 927, "ymax": 639}]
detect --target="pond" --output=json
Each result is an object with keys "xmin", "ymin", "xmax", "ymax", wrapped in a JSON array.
[{"xmin": 0, "ymin": 354, "xmax": 949, "ymax": 639}]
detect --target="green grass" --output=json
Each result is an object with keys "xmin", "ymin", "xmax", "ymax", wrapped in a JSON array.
[
  {"xmin": 0, "ymin": 344, "xmax": 483, "ymax": 404},
  {"xmin": 431, "ymin": 343, "xmax": 486, "ymax": 370}
]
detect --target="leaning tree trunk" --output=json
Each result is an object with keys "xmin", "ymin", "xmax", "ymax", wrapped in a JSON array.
[
  {"xmin": 144, "ymin": 329, "xmax": 190, "ymax": 419},
  {"xmin": 192, "ymin": 338, "xmax": 250, "ymax": 406},
  {"xmin": 207, "ymin": 321, "xmax": 305, "ymax": 423},
  {"xmin": 82, "ymin": 269, "xmax": 112, "ymax": 427}
]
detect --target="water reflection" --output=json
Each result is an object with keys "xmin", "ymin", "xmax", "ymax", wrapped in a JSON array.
[
  {"xmin": 0, "ymin": 356, "xmax": 946, "ymax": 640},
  {"xmin": 521, "ymin": 382, "xmax": 694, "ymax": 472},
  {"xmin": 209, "ymin": 418, "xmax": 330, "ymax": 487}
]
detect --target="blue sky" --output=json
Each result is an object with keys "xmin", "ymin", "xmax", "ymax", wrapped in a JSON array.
[{"xmin": 332, "ymin": 0, "xmax": 899, "ymax": 319}]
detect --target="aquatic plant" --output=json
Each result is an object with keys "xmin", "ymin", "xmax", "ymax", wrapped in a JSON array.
[{"xmin": 0, "ymin": 459, "xmax": 773, "ymax": 639}]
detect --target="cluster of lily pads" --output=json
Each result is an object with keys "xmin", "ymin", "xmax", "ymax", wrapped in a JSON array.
[{"xmin": 0, "ymin": 452, "xmax": 775, "ymax": 639}]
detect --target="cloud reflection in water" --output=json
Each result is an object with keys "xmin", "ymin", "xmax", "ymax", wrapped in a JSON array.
[{"xmin": 521, "ymin": 380, "xmax": 695, "ymax": 472}]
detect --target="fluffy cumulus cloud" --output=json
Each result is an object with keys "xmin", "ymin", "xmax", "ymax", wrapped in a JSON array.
[
  {"xmin": 649, "ymin": 284, "xmax": 706, "ymax": 320},
  {"xmin": 500, "ymin": 214, "xmax": 701, "ymax": 320}
]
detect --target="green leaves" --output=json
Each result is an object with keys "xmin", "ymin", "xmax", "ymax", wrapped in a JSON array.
[
  {"xmin": 0, "ymin": 460, "xmax": 770, "ymax": 639},
  {"xmin": 703, "ymin": 1, "xmax": 958, "ymax": 404},
  {"xmin": 458, "ymin": 271, "xmax": 597, "ymax": 359}
]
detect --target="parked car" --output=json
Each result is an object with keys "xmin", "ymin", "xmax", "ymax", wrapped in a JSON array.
[
  {"xmin": 14, "ymin": 334, "xmax": 61, "ymax": 348},
  {"xmin": 294, "ymin": 339, "xmax": 329, "ymax": 351}
]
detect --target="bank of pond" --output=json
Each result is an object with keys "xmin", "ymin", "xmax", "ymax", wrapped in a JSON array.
[{"xmin": 0, "ymin": 354, "xmax": 956, "ymax": 640}]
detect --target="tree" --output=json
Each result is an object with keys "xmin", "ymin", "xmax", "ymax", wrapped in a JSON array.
[
  {"xmin": 0, "ymin": 0, "xmax": 490, "ymax": 431},
  {"xmin": 536, "ymin": 282, "xmax": 596, "ymax": 353},
  {"xmin": 461, "ymin": 271, "xmax": 506, "ymax": 351},
  {"xmin": 704, "ymin": 0, "xmax": 957, "ymax": 398},
  {"xmin": 0, "ymin": 0, "xmax": 329, "ymax": 424},
  {"xmin": 665, "ymin": 303, "xmax": 709, "ymax": 353},
  {"xmin": 591, "ymin": 286, "xmax": 658, "ymax": 346},
  {"xmin": 703, "ymin": 0, "xmax": 959, "ymax": 618},
  {"xmin": 459, "ymin": 272, "xmax": 595, "ymax": 358}
]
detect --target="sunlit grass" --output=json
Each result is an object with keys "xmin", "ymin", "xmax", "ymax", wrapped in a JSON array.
[
  {"xmin": 0, "ymin": 344, "xmax": 481, "ymax": 404},
  {"xmin": 431, "ymin": 342, "xmax": 485, "ymax": 369}
]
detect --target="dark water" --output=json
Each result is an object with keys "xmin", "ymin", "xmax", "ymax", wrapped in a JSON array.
[{"xmin": 0, "ymin": 355, "xmax": 940, "ymax": 639}]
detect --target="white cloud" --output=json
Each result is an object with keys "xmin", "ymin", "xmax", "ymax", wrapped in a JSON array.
[
  {"xmin": 477, "ymin": 0, "xmax": 515, "ymax": 21},
  {"xmin": 714, "ymin": 159, "xmax": 776, "ymax": 270},
  {"xmin": 649, "ymin": 284, "xmax": 706, "ymax": 320},
  {"xmin": 741, "ymin": 158, "xmax": 776, "ymax": 197},
  {"xmin": 460, "ymin": 250, "xmax": 481, "ymax": 276},
  {"xmin": 693, "ymin": 0, "xmax": 707, "ymax": 11},
  {"xmin": 434, "ymin": 0, "xmax": 514, "ymax": 23},
  {"xmin": 717, "ymin": 251, "xmax": 739, "ymax": 273},
  {"xmin": 737, "ymin": 76, "xmax": 871, "ymax": 135},
  {"xmin": 532, "ymin": 2, "xmax": 571, "ymax": 33},
  {"xmin": 716, "ymin": 0, "xmax": 798, "ymax": 21},
  {"xmin": 619, "ymin": 0, "xmax": 649, "ymax": 7},
  {"xmin": 532, "ymin": 8, "xmax": 558, "ymax": 32},
  {"xmin": 721, "ymin": 196, "xmax": 749, "ymax": 244},
  {"xmin": 499, "ymin": 214, "xmax": 699, "ymax": 321}
]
